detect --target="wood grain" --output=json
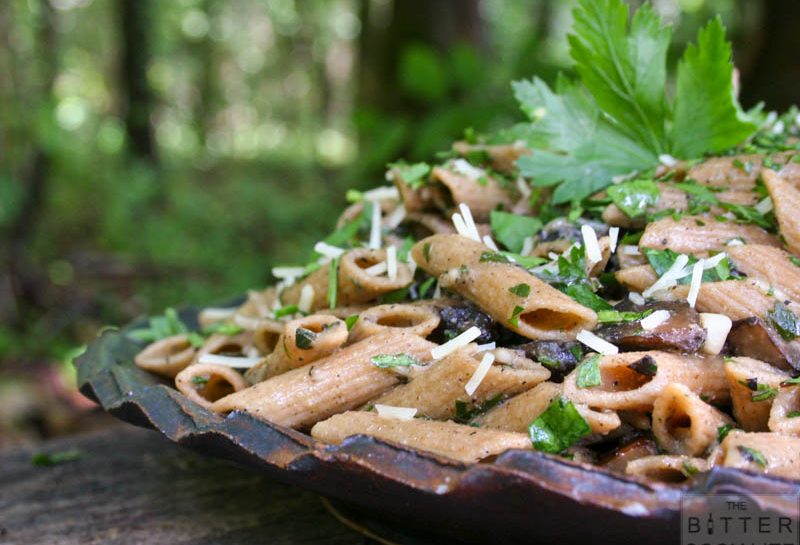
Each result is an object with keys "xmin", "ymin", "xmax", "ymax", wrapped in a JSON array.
[{"xmin": 0, "ymin": 426, "xmax": 368, "ymax": 545}]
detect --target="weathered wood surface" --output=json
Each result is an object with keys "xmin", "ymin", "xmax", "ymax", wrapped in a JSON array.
[{"xmin": 0, "ymin": 426, "xmax": 372, "ymax": 545}]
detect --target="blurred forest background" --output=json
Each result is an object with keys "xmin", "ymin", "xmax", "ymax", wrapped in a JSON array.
[{"xmin": 1, "ymin": 0, "xmax": 799, "ymax": 447}]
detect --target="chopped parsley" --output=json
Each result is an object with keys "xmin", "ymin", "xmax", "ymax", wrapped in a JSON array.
[
  {"xmin": 766, "ymin": 302, "xmax": 800, "ymax": 341},
  {"xmin": 490, "ymin": 210, "xmax": 543, "ymax": 253},
  {"xmin": 780, "ymin": 376, "xmax": 800, "ymax": 387},
  {"xmin": 274, "ymin": 304, "xmax": 300, "ymax": 319},
  {"xmin": 295, "ymin": 327, "xmax": 317, "ymax": 349},
  {"xmin": 371, "ymin": 353, "xmax": 420, "ymax": 369},
  {"xmin": 509, "ymin": 283, "xmax": 531, "ymax": 297},
  {"xmin": 479, "ymin": 251, "xmax": 511, "ymax": 264},
  {"xmin": 417, "ymin": 277, "xmax": 436, "ymax": 299},
  {"xmin": 202, "ymin": 322, "xmax": 245, "ymax": 336},
  {"xmin": 454, "ymin": 393, "xmax": 506, "ymax": 424},
  {"xmin": 717, "ymin": 423, "xmax": 735, "ymax": 443},
  {"xmin": 502, "ymin": 252, "xmax": 548, "ymax": 269},
  {"xmin": 737, "ymin": 445, "xmax": 767, "ymax": 467},
  {"xmin": 562, "ymin": 284, "xmax": 613, "ymax": 311},
  {"xmin": 790, "ymin": 256, "xmax": 800, "ymax": 268},
  {"xmin": 31, "ymin": 449, "xmax": 83, "ymax": 467},
  {"xmin": 127, "ymin": 308, "xmax": 188, "ymax": 343},
  {"xmin": 389, "ymin": 161, "xmax": 431, "ymax": 190},
  {"xmin": 738, "ymin": 378, "xmax": 778, "ymax": 402},
  {"xmin": 187, "ymin": 332, "xmax": 205, "ymax": 348},
  {"xmin": 345, "ymin": 314, "xmax": 359, "ymax": 331},
  {"xmin": 328, "ymin": 257, "xmax": 340, "ymax": 309},
  {"xmin": 576, "ymin": 354, "xmax": 602, "ymax": 388},
  {"xmin": 681, "ymin": 461, "xmax": 699, "ymax": 477},
  {"xmin": 720, "ymin": 203, "xmax": 775, "ymax": 230},
  {"xmin": 508, "ymin": 305, "xmax": 525, "ymax": 328},
  {"xmin": 606, "ymin": 179, "xmax": 659, "ymax": 218},
  {"xmin": 192, "ymin": 375, "xmax": 209, "ymax": 386},
  {"xmin": 787, "ymin": 411, "xmax": 800, "ymax": 418},
  {"xmin": 596, "ymin": 309, "xmax": 654, "ymax": 324},
  {"xmin": 528, "ymin": 396, "xmax": 592, "ymax": 454},
  {"xmin": 643, "ymin": 247, "xmax": 731, "ymax": 283}
]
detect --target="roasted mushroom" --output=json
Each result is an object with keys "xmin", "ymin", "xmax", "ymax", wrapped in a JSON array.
[{"xmin": 727, "ymin": 317, "xmax": 800, "ymax": 372}]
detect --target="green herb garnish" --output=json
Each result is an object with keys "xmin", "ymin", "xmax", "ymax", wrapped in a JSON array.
[
  {"xmin": 192, "ymin": 375, "xmax": 209, "ymax": 386},
  {"xmin": 454, "ymin": 393, "xmax": 506, "ymax": 423},
  {"xmin": 479, "ymin": 251, "xmax": 511, "ymax": 264},
  {"xmin": 509, "ymin": 283, "xmax": 531, "ymax": 298},
  {"xmin": 274, "ymin": 304, "xmax": 300, "ymax": 319},
  {"xmin": 345, "ymin": 314, "xmax": 359, "ymax": 331},
  {"xmin": 371, "ymin": 353, "xmax": 420, "ymax": 369},
  {"xmin": 766, "ymin": 302, "xmax": 800, "ymax": 341},
  {"xmin": 389, "ymin": 161, "xmax": 431, "ymax": 190},
  {"xmin": 627, "ymin": 355, "xmax": 658, "ymax": 377},
  {"xmin": 606, "ymin": 179, "xmax": 659, "ymax": 218},
  {"xmin": 528, "ymin": 397, "xmax": 592, "ymax": 454},
  {"xmin": 717, "ymin": 423, "xmax": 735, "ymax": 443},
  {"xmin": 490, "ymin": 211, "xmax": 542, "ymax": 253},
  {"xmin": 562, "ymin": 284, "xmax": 613, "ymax": 311},
  {"xmin": 328, "ymin": 257, "xmax": 340, "ymax": 309},
  {"xmin": 127, "ymin": 308, "xmax": 188, "ymax": 343},
  {"xmin": 509, "ymin": 305, "xmax": 525, "ymax": 328},
  {"xmin": 737, "ymin": 445, "xmax": 767, "ymax": 467},
  {"xmin": 32, "ymin": 449, "xmax": 83, "ymax": 467},
  {"xmin": 202, "ymin": 322, "xmax": 245, "ymax": 336},
  {"xmin": 596, "ymin": 309, "xmax": 654, "ymax": 323},
  {"xmin": 576, "ymin": 354, "xmax": 602, "ymax": 388}
]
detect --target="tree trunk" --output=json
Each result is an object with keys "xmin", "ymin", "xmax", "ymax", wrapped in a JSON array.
[
  {"xmin": 118, "ymin": 0, "xmax": 157, "ymax": 163},
  {"xmin": 739, "ymin": 0, "xmax": 800, "ymax": 111},
  {"xmin": 357, "ymin": 0, "xmax": 485, "ymax": 115}
]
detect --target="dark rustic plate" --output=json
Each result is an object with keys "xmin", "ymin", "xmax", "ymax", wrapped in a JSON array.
[{"xmin": 75, "ymin": 306, "xmax": 800, "ymax": 545}]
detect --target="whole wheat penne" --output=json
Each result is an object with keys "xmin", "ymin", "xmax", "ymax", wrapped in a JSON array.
[
  {"xmin": 695, "ymin": 280, "xmax": 800, "ymax": 321},
  {"xmin": 430, "ymin": 165, "xmax": 511, "ymax": 222},
  {"xmin": 233, "ymin": 288, "xmax": 278, "ymax": 324},
  {"xmin": 369, "ymin": 347, "xmax": 549, "ymax": 420},
  {"xmin": 134, "ymin": 334, "xmax": 196, "ymax": 378},
  {"xmin": 452, "ymin": 140, "xmax": 530, "ymax": 173},
  {"xmin": 403, "ymin": 212, "xmax": 457, "ymax": 238},
  {"xmin": 349, "ymin": 303, "xmax": 440, "ymax": 343},
  {"xmin": 625, "ymin": 455, "xmax": 710, "ymax": 482},
  {"xmin": 601, "ymin": 184, "xmax": 688, "ymax": 228},
  {"xmin": 725, "ymin": 356, "xmax": 789, "ymax": 431},
  {"xmin": 246, "ymin": 314, "xmax": 348, "ymax": 383},
  {"xmin": 719, "ymin": 430, "xmax": 800, "ymax": 480},
  {"xmin": 211, "ymin": 331, "xmax": 436, "ymax": 429},
  {"xmin": 651, "ymin": 383, "xmax": 733, "ymax": 456},
  {"xmin": 440, "ymin": 262, "xmax": 596, "ymax": 340},
  {"xmin": 727, "ymin": 244, "xmax": 800, "ymax": 303},
  {"xmin": 311, "ymin": 410, "xmax": 531, "ymax": 464},
  {"xmin": 763, "ymin": 168, "xmax": 800, "ymax": 256},
  {"xmin": 615, "ymin": 265, "xmax": 658, "ymax": 293},
  {"xmin": 474, "ymin": 381, "xmax": 621, "ymax": 435},
  {"xmin": 252, "ymin": 319, "xmax": 284, "ymax": 355},
  {"xmin": 563, "ymin": 352, "xmax": 729, "ymax": 412},
  {"xmin": 197, "ymin": 332, "xmax": 254, "ymax": 360},
  {"xmin": 390, "ymin": 167, "xmax": 435, "ymax": 214},
  {"xmin": 640, "ymin": 215, "xmax": 779, "ymax": 255},
  {"xmin": 410, "ymin": 234, "xmax": 486, "ymax": 275},
  {"xmin": 688, "ymin": 152, "xmax": 800, "ymax": 192},
  {"xmin": 768, "ymin": 385, "xmax": 800, "ymax": 436},
  {"xmin": 175, "ymin": 363, "xmax": 250, "ymax": 409},
  {"xmin": 281, "ymin": 248, "xmax": 413, "ymax": 311}
]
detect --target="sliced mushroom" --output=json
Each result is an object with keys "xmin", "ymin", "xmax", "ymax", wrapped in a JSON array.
[
  {"xmin": 599, "ymin": 435, "xmax": 659, "ymax": 474},
  {"xmin": 727, "ymin": 317, "xmax": 800, "ymax": 372},
  {"xmin": 596, "ymin": 301, "xmax": 706, "ymax": 353},
  {"xmin": 516, "ymin": 340, "xmax": 583, "ymax": 382}
]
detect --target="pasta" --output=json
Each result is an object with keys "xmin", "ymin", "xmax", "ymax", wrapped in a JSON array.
[{"xmin": 128, "ymin": 84, "xmax": 800, "ymax": 484}]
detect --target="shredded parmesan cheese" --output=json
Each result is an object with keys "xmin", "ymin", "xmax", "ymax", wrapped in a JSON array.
[
  {"xmin": 364, "ymin": 261, "xmax": 387, "ymax": 276},
  {"xmin": 199, "ymin": 307, "xmax": 237, "ymax": 323},
  {"xmin": 431, "ymin": 326, "xmax": 482, "ymax": 360},
  {"xmin": 197, "ymin": 354, "xmax": 262, "ymax": 368},
  {"xmin": 375, "ymin": 404, "xmax": 418, "ymax": 421},
  {"xmin": 298, "ymin": 284, "xmax": 315, "ymax": 313},
  {"xmin": 640, "ymin": 309, "xmax": 670, "ymax": 330},
  {"xmin": 369, "ymin": 201, "xmax": 382, "ymax": 249},
  {"xmin": 464, "ymin": 352, "xmax": 495, "ymax": 396},
  {"xmin": 658, "ymin": 154, "xmax": 679, "ymax": 167},
  {"xmin": 621, "ymin": 245, "xmax": 641, "ymax": 255},
  {"xmin": 459, "ymin": 203, "xmax": 481, "ymax": 241},
  {"xmin": 363, "ymin": 186, "xmax": 399, "ymax": 201},
  {"xmin": 581, "ymin": 225, "xmax": 602, "ymax": 265},
  {"xmin": 482, "ymin": 235, "xmax": 499, "ymax": 251},
  {"xmin": 687, "ymin": 259, "xmax": 704, "ymax": 308},
  {"xmin": 233, "ymin": 314, "xmax": 260, "ymax": 330},
  {"xmin": 452, "ymin": 212, "xmax": 470, "ymax": 238},
  {"xmin": 451, "ymin": 158, "xmax": 484, "ymax": 181},
  {"xmin": 408, "ymin": 256, "xmax": 417, "ymax": 276},
  {"xmin": 608, "ymin": 227, "xmax": 619, "ymax": 253},
  {"xmin": 576, "ymin": 330, "xmax": 618, "ymax": 355},
  {"xmin": 314, "ymin": 242, "xmax": 345, "ymax": 260},
  {"xmin": 628, "ymin": 292, "xmax": 645, "ymax": 306},
  {"xmin": 703, "ymin": 252, "xmax": 727, "ymax": 269},
  {"xmin": 521, "ymin": 236, "xmax": 534, "ymax": 257},
  {"xmin": 384, "ymin": 204, "xmax": 406, "ymax": 229},
  {"xmin": 700, "ymin": 313, "xmax": 732, "ymax": 355},
  {"xmin": 755, "ymin": 196, "xmax": 773, "ymax": 215},
  {"xmin": 387, "ymin": 245, "xmax": 398, "ymax": 281},
  {"xmin": 516, "ymin": 177, "xmax": 531, "ymax": 198},
  {"xmin": 642, "ymin": 254, "xmax": 689, "ymax": 297},
  {"xmin": 475, "ymin": 342, "xmax": 496, "ymax": 353},
  {"xmin": 271, "ymin": 266, "xmax": 306, "ymax": 280},
  {"xmin": 432, "ymin": 281, "xmax": 441, "ymax": 299}
]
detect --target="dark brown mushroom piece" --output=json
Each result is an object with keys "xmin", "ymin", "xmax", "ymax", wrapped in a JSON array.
[
  {"xmin": 727, "ymin": 317, "xmax": 800, "ymax": 373},
  {"xmin": 596, "ymin": 301, "xmax": 706, "ymax": 353},
  {"xmin": 598, "ymin": 435, "xmax": 659, "ymax": 474},
  {"xmin": 516, "ymin": 340, "xmax": 583, "ymax": 382}
]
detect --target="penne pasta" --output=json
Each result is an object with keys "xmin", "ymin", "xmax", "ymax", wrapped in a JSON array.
[
  {"xmin": 726, "ymin": 244, "xmax": 800, "ymax": 303},
  {"xmin": 640, "ymin": 215, "xmax": 779, "ymax": 255},
  {"xmin": 763, "ymin": 168, "xmax": 800, "ymax": 256},
  {"xmin": 768, "ymin": 385, "xmax": 800, "ymax": 436},
  {"xmin": 724, "ymin": 357, "xmax": 789, "ymax": 431},
  {"xmin": 651, "ymin": 383, "xmax": 733, "ymax": 456},
  {"xmin": 175, "ymin": 363, "xmax": 250, "ymax": 409},
  {"xmin": 430, "ymin": 164, "xmax": 512, "ymax": 222},
  {"xmin": 719, "ymin": 430, "xmax": 800, "ymax": 480},
  {"xmin": 134, "ymin": 334, "xmax": 196, "ymax": 378},
  {"xmin": 211, "ymin": 331, "xmax": 436, "ymax": 429},
  {"xmin": 311, "ymin": 410, "xmax": 531, "ymax": 464},
  {"xmin": 625, "ymin": 455, "xmax": 710, "ymax": 483},
  {"xmin": 348, "ymin": 303, "xmax": 441, "ymax": 343},
  {"xmin": 369, "ymin": 347, "xmax": 549, "ymax": 420}
]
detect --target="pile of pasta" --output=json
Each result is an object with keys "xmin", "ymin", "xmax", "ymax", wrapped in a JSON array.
[{"xmin": 134, "ymin": 144, "xmax": 800, "ymax": 483}]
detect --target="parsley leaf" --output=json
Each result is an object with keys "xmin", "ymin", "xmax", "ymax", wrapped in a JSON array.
[
  {"xmin": 597, "ymin": 309, "xmax": 653, "ymax": 323},
  {"xmin": 717, "ymin": 423, "xmax": 735, "ymax": 443},
  {"xmin": 509, "ymin": 283, "xmax": 531, "ymax": 297},
  {"xmin": 528, "ymin": 396, "xmax": 592, "ymax": 454},
  {"xmin": 670, "ymin": 17, "xmax": 758, "ymax": 158},
  {"xmin": 490, "ymin": 211, "xmax": 542, "ymax": 253},
  {"xmin": 562, "ymin": 284, "xmax": 612, "ymax": 311},
  {"xmin": 737, "ymin": 445, "xmax": 767, "ymax": 468},
  {"xmin": 576, "ymin": 354, "xmax": 602, "ymax": 388},
  {"xmin": 328, "ymin": 257, "xmax": 339, "ymax": 309},
  {"xmin": 454, "ymin": 394, "xmax": 505, "ymax": 424},
  {"xmin": 371, "ymin": 353, "xmax": 420, "ymax": 369},
  {"xmin": 295, "ymin": 327, "xmax": 317, "ymax": 349},
  {"xmin": 389, "ymin": 161, "xmax": 431, "ymax": 190},
  {"xmin": 766, "ymin": 302, "xmax": 800, "ymax": 341},
  {"xmin": 345, "ymin": 314, "xmax": 359, "ymax": 331},
  {"xmin": 32, "ymin": 449, "xmax": 83, "ymax": 467},
  {"xmin": 606, "ymin": 179, "xmax": 659, "ymax": 218},
  {"xmin": 127, "ymin": 308, "xmax": 188, "ymax": 343}
]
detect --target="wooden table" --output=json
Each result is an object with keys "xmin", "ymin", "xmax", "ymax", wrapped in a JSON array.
[{"xmin": 0, "ymin": 426, "xmax": 377, "ymax": 545}]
